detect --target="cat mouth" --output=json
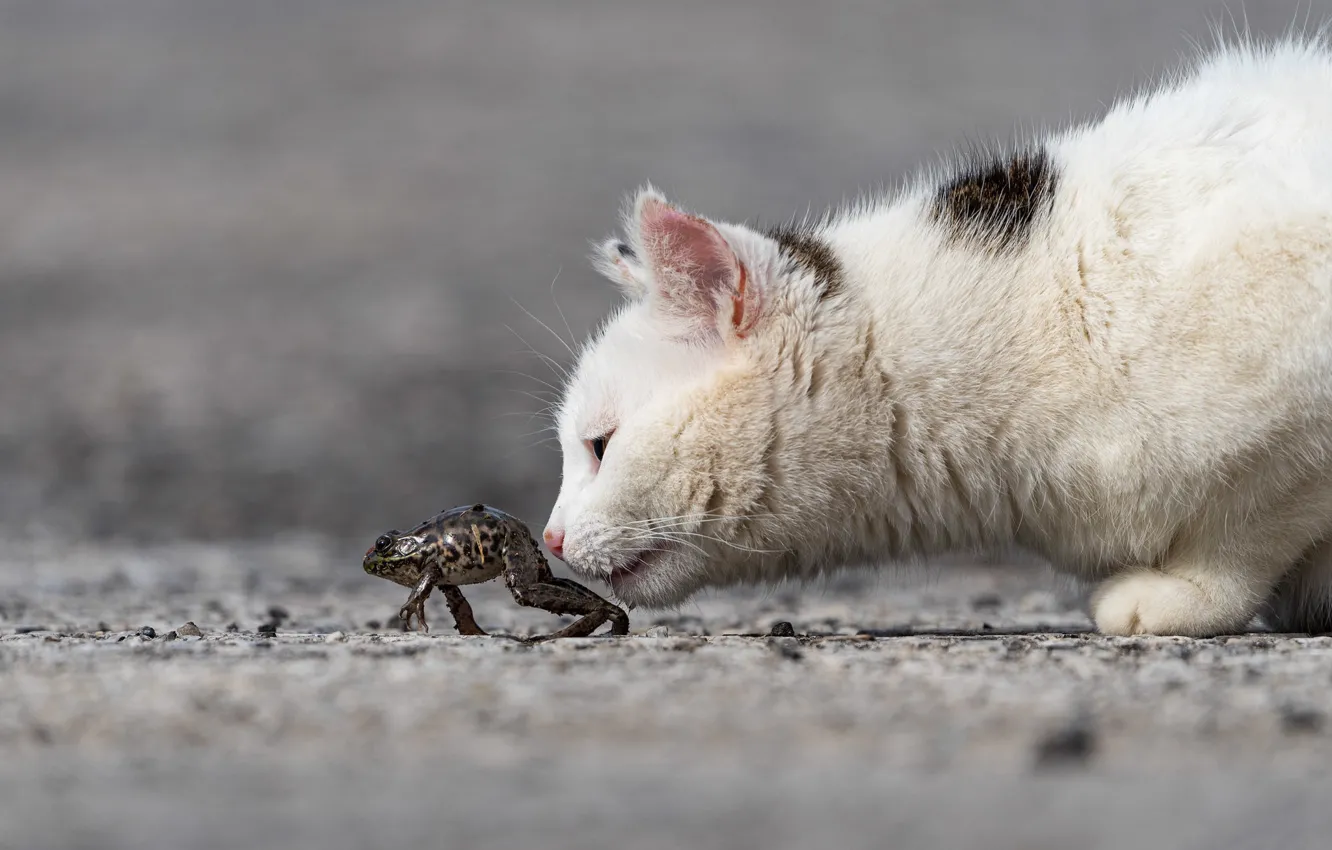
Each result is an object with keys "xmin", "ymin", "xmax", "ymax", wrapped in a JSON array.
[{"xmin": 608, "ymin": 542, "xmax": 677, "ymax": 593}]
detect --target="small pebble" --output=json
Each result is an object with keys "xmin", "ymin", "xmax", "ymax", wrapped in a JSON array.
[
  {"xmin": 138, "ymin": 626, "xmax": 156, "ymax": 639},
  {"xmin": 1033, "ymin": 721, "xmax": 1097, "ymax": 769},
  {"xmin": 257, "ymin": 623, "xmax": 278, "ymax": 637},
  {"xmin": 769, "ymin": 621, "xmax": 796, "ymax": 637},
  {"xmin": 176, "ymin": 622, "xmax": 203, "ymax": 638},
  {"xmin": 644, "ymin": 626, "xmax": 670, "ymax": 638},
  {"xmin": 1279, "ymin": 705, "xmax": 1325, "ymax": 735},
  {"xmin": 325, "ymin": 631, "xmax": 347, "ymax": 643},
  {"xmin": 970, "ymin": 592, "xmax": 1003, "ymax": 610},
  {"xmin": 162, "ymin": 631, "xmax": 179, "ymax": 641}
]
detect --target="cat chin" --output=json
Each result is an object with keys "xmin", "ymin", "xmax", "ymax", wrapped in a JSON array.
[{"xmin": 601, "ymin": 546, "xmax": 703, "ymax": 608}]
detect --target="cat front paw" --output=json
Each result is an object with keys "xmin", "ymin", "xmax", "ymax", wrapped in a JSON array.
[{"xmin": 1090, "ymin": 571, "xmax": 1251, "ymax": 637}]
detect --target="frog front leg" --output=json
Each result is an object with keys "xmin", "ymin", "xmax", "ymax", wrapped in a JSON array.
[
  {"xmin": 499, "ymin": 528, "xmax": 630, "ymax": 639},
  {"xmin": 398, "ymin": 565, "xmax": 487, "ymax": 635}
]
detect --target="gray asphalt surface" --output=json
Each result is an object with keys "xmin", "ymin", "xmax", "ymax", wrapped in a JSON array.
[{"xmin": 3, "ymin": 541, "xmax": 1332, "ymax": 849}]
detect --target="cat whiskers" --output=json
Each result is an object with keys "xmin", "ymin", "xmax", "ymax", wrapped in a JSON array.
[
  {"xmin": 653, "ymin": 531, "xmax": 785, "ymax": 556},
  {"xmin": 503, "ymin": 323, "xmax": 572, "ymax": 386},
  {"xmin": 618, "ymin": 511, "xmax": 784, "ymax": 529},
  {"xmin": 607, "ymin": 532, "xmax": 708, "ymax": 558},
  {"xmin": 610, "ymin": 514, "xmax": 787, "ymax": 556}
]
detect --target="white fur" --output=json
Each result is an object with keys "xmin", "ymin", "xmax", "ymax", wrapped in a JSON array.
[{"xmin": 546, "ymin": 35, "xmax": 1332, "ymax": 636}]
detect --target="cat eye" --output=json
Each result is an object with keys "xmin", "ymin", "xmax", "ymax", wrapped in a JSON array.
[
  {"xmin": 587, "ymin": 432, "xmax": 612, "ymax": 462},
  {"xmin": 374, "ymin": 534, "xmax": 395, "ymax": 555}
]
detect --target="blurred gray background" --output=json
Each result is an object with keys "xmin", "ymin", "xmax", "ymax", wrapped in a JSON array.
[{"xmin": 0, "ymin": 0, "xmax": 1309, "ymax": 549}]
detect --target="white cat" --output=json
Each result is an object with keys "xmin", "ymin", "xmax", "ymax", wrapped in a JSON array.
[{"xmin": 542, "ymin": 35, "xmax": 1332, "ymax": 637}]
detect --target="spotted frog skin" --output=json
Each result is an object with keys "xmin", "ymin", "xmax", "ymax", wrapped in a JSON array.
[{"xmin": 363, "ymin": 503, "xmax": 629, "ymax": 639}]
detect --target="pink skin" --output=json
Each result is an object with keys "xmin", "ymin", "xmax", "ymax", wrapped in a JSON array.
[
  {"xmin": 637, "ymin": 198, "xmax": 758, "ymax": 343},
  {"xmin": 542, "ymin": 527, "xmax": 565, "ymax": 560}
]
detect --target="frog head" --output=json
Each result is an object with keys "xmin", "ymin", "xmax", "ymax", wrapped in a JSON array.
[{"xmin": 361, "ymin": 527, "xmax": 431, "ymax": 587}]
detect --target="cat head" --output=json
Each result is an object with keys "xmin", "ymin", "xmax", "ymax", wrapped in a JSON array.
[{"xmin": 544, "ymin": 185, "xmax": 844, "ymax": 607}]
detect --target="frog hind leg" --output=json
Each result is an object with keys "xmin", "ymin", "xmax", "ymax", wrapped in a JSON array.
[
  {"xmin": 526, "ymin": 577, "xmax": 631, "ymax": 639},
  {"xmin": 500, "ymin": 532, "xmax": 629, "ymax": 639}
]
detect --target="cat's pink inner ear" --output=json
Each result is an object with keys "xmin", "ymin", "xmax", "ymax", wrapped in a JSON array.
[
  {"xmin": 638, "ymin": 198, "xmax": 745, "ymax": 332},
  {"xmin": 640, "ymin": 201, "xmax": 736, "ymax": 285}
]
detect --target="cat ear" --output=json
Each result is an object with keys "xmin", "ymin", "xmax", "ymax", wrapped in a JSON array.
[
  {"xmin": 590, "ymin": 235, "xmax": 649, "ymax": 299},
  {"xmin": 630, "ymin": 187, "xmax": 761, "ymax": 341}
]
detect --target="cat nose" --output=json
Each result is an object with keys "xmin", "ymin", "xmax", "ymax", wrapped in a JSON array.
[{"xmin": 543, "ymin": 527, "xmax": 565, "ymax": 559}]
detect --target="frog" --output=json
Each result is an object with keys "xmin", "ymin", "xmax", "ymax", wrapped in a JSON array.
[{"xmin": 362, "ymin": 503, "xmax": 630, "ymax": 639}]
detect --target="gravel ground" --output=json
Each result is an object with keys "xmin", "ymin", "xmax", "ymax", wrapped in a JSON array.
[{"xmin": 2, "ymin": 539, "xmax": 1331, "ymax": 849}]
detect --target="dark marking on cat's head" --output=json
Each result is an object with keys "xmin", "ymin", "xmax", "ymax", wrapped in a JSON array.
[
  {"xmin": 931, "ymin": 148, "xmax": 1058, "ymax": 253},
  {"xmin": 765, "ymin": 224, "xmax": 844, "ymax": 300}
]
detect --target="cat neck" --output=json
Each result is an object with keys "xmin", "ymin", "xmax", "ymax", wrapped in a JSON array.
[{"xmin": 756, "ymin": 192, "xmax": 1083, "ymax": 572}]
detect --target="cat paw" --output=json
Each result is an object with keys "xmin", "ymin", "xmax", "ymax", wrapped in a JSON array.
[{"xmin": 1090, "ymin": 571, "xmax": 1249, "ymax": 637}]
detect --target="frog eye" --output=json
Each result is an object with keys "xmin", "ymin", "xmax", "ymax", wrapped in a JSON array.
[{"xmin": 374, "ymin": 534, "xmax": 394, "ymax": 555}]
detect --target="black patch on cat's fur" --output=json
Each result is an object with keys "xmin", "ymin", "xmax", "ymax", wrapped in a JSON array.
[
  {"xmin": 932, "ymin": 148, "xmax": 1057, "ymax": 253},
  {"xmin": 766, "ymin": 224, "xmax": 844, "ymax": 300}
]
